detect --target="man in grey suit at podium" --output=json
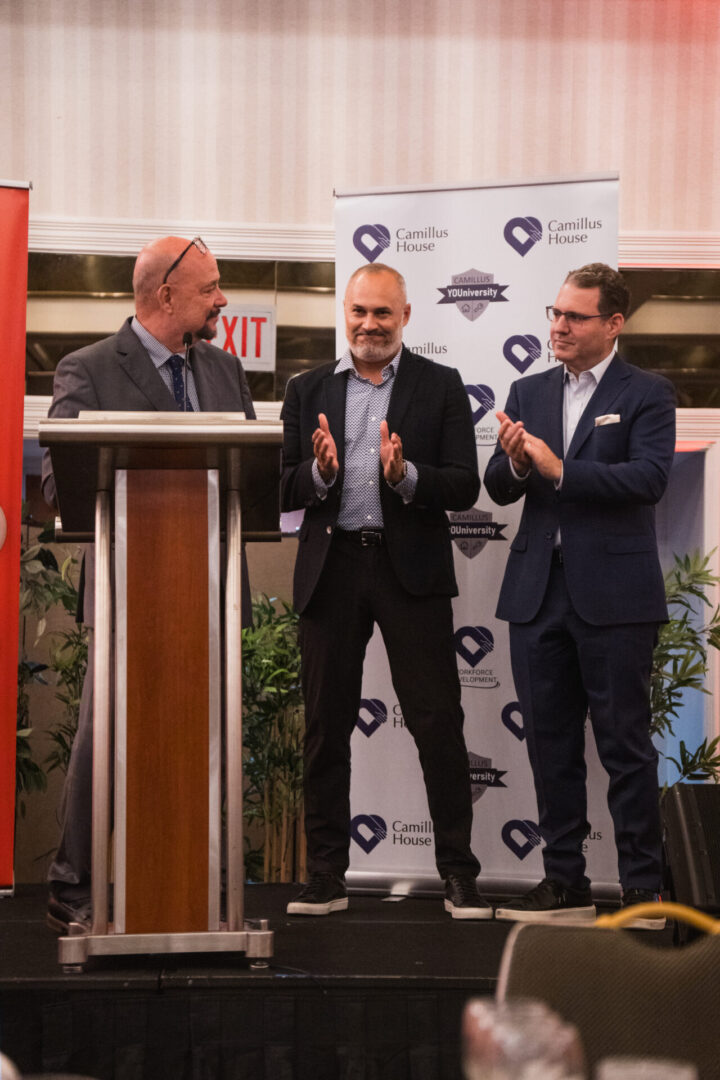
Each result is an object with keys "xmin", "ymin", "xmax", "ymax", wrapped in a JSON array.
[
  {"xmin": 42, "ymin": 235, "xmax": 255, "ymax": 932},
  {"xmin": 484, "ymin": 263, "xmax": 676, "ymax": 930}
]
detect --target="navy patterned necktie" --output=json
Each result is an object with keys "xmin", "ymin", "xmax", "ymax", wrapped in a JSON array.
[{"xmin": 166, "ymin": 354, "xmax": 194, "ymax": 411}]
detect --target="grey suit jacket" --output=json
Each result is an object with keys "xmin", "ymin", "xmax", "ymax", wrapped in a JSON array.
[{"xmin": 42, "ymin": 317, "xmax": 256, "ymax": 626}]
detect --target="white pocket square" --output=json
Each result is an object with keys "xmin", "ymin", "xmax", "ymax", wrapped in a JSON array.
[{"xmin": 594, "ymin": 413, "xmax": 621, "ymax": 426}]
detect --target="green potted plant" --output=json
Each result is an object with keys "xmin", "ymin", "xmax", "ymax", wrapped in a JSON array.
[
  {"xmin": 17, "ymin": 514, "xmax": 87, "ymax": 815},
  {"xmin": 651, "ymin": 550, "xmax": 720, "ymax": 787},
  {"xmin": 16, "ymin": 659, "xmax": 49, "ymax": 816},
  {"xmin": 241, "ymin": 595, "xmax": 305, "ymax": 882}
]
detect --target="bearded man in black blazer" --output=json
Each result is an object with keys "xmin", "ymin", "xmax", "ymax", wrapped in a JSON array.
[
  {"xmin": 281, "ymin": 263, "xmax": 489, "ymax": 919},
  {"xmin": 484, "ymin": 263, "xmax": 676, "ymax": 930},
  {"xmin": 42, "ymin": 236, "xmax": 255, "ymax": 932}
]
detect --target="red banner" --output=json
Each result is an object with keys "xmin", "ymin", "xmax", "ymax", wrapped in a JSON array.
[{"xmin": 0, "ymin": 183, "xmax": 30, "ymax": 887}]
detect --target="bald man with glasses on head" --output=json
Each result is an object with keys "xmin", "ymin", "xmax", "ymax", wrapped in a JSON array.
[
  {"xmin": 42, "ymin": 235, "xmax": 255, "ymax": 933},
  {"xmin": 484, "ymin": 262, "xmax": 676, "ymax": 929}
]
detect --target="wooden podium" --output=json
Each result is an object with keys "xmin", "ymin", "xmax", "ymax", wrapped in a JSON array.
[{"xmin": 39, "ymin": 412, "xmax": 283, "ymax": 971}]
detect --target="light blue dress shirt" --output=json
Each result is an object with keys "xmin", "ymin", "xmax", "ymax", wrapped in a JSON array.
[{"xmin": 313, "ymin": 348, "xmax": 418, "ymax": 529}]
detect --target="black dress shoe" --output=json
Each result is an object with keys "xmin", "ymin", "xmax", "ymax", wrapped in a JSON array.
[
  {"xmin": 46, "ymin": 893, "xmax": 91, "ymax": 934},
  {"xmin": 443, "ymin": 875, "xmax": 494, "ymax": 919},
  {"xmin": 286, "ymin": 872, "xmax": 348, "ymax": 915},
  {"xmin": 621, "ymin": 888, "xmax": 666, "ymax": 930},
  {"xmin": 495, "ymin": 878, "xmax": 596, "ymax": 923}
]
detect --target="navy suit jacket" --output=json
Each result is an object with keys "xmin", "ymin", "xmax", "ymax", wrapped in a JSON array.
[
  {"xmin": 281, "ymin": 346, "xmax": 480, "ymax": 614},
  {"xmin": 483, "ymin": 355, "xmax": 676, "ymax": 626},
  {"xmin": 42, "ymin": 317, "xmax": 256, "ymax": 626}
]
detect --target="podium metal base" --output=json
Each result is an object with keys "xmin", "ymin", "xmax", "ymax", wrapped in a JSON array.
[{"xmin": 58, "ymin": 922, "xmax": 274, "ymax": 973}]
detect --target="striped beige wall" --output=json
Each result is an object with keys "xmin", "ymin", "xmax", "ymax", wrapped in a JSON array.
[{"xmin": 2, "ymin": 0, "xmax": 719, "ymax": 258}]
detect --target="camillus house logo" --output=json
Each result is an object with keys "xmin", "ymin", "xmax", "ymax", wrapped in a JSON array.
[
  {"xmin": 505, "ymin": 213, "xmax": 603, "ymax": 254},
  {"xmin": 448, "ymin": 508, "xmax": 507, "ymax": 559},
  {"xmin": 502, "ymin": 819, "xmax": 543, "ymax": 860},
  {"xmin": 353, "ymin": 224, "xmax": 391, "ymax": 263},
  {"xmin": 468, "ymin": 751, "xmax": 507, "ymax": 804},
  {"xmin": 350, "ymin": 814, "xmax": 387, "ymax": 854},
  {"xmin": 503, "ymin": 334, "xmax": 542, "ymax": 375},
  {"xmin": 437, "ymin": 269, "xmax": 509, "ymax": 322},
  {"xmin": 355, "ymin": 698, "xmax": 387, "ymax": 737},
  {"xmin": 504, "ymin": 216, "xmax": 543, "ymax": 256}
]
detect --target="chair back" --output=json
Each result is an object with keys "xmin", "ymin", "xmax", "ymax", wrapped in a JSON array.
[{"xmin": 497, "ymin": 914, "xmax": 720, "ymax": 1078}]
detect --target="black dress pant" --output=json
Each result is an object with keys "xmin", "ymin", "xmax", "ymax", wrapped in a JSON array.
[
  {"xmin": 509, "ymin": 560, "xmax": 663, "ymax": 892},
  {"xmin": 299, "ymin": 531, "xmax": 480, "ymax": 880}
]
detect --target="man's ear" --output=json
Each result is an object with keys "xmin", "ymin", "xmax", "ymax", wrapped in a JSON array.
[
  {"xmin": 608, "ymin": 312, "xmax": 624, "ymax": 338},
  {"xmin": 157, "ymin": 283, "xmax": 173, "ymax": 313}
]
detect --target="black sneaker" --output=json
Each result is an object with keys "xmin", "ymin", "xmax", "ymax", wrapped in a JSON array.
[
  {"xmin": 46, "ymin": 892, "xmax": 92, "ymax": 934},
  {"xmin": 495, "ymin": 878, "xmax": 596, "ymax": 923},
  {"xmin": 621, "ymin": 888, "xmax": 666, "ymax": 930},
  {"xmin": 444, "ymin": 875, "xmax": 494, "ymax": 920},
  {"xmin": 286, "ymin": 872, "xmax": 348, "ymax": 916}
]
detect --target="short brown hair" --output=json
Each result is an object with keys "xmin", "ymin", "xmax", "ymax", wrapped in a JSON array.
[{"xmin": 565, "ymin": 262, "xmax": 630, "ymax": 318}]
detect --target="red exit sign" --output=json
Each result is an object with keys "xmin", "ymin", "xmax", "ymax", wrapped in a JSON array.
[{"xmin": 219, "ymin": 305, "xmax": 276, "ymax": 372}]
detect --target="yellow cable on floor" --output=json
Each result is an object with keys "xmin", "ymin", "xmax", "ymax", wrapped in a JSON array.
[{"xmin": 595, "ymin": 901, "xmax": 720, "ymax": 933}]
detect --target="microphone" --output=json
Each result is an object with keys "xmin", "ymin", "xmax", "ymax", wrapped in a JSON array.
[{"xmin": 182, "ymin": 332, "xmax": 192, "ymax": 412}]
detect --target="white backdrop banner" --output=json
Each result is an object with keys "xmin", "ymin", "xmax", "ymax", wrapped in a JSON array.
[{"xmin": 334, "ymin": 176, "xmax": 621, "ymax": 896}]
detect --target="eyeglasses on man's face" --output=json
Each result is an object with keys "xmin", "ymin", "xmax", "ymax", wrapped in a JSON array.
[
  {"xmin": 545, "ymin": 306, "xmax": 612, "ymax": 328},
  {"xmin": 162, "ymin": 237, "xmax": 208, "ymax": 284}
]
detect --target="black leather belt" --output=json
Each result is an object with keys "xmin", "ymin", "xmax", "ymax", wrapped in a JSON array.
[
  {"xmin": 551, "ymin": 547, "xmax": 564, "ymax": 566},
  {"xmin": 335, "ymin": 528, "xmax": 384, "ymax": 547}
]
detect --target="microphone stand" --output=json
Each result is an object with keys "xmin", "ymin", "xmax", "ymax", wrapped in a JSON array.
[{"xmin": 182, "ymin": 332, "xmax": 192, "ymax": 412}]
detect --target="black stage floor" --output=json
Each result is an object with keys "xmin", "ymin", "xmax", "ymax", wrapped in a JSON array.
[{"xmin": 0, "ymin": 885, "xmax": 673, "ymax": 1079}]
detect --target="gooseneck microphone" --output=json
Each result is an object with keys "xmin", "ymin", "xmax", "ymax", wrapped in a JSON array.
[{"xmin": 182, "ymin": 332, "xmax": 192, "ymax": 412}]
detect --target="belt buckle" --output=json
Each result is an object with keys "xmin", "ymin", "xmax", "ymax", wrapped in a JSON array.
[{"xmin": 360, "ymin": 529, "xmax": 382, "ymax": 547}]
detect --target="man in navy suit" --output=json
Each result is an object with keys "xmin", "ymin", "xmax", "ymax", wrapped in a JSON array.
[
  {"xmin": 484, "ymin": 263, "xmax": 676, "ymax": 930},
  {"xmin": 281, "ymin": 263, "xmax": 489, "ymax": 918},
  {"xmin": 42, "ymin": 236, "xmax": 255, "ymax": 932}
]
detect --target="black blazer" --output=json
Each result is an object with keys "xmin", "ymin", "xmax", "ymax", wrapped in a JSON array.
[
  {"xmin": 484, "ymin": 355, "xmax": 676, "ymax": 626},
  {"xmin": 281, "ymin": 346, "xmax": 480, "ymax": 613},
  {"xmin": 41, "ymin": 317, "xmax": 256, "ymax": 626}
]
